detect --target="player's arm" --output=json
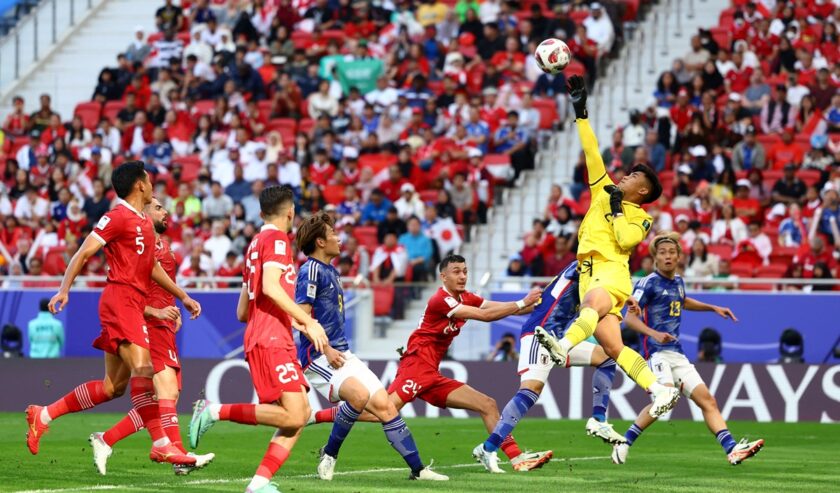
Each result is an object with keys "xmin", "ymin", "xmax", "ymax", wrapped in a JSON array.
[
  {"xmin": 236, "ymin": 284, "xmax": 249, "ymax": 322},
  {"xmin": 611, "ymin": 214, "xmax": 650, "ymax": 251},
  {"xmin": 567, "ymin": 75, "xmax": 612, "ymax": 194},
  {"xmin": 481, "ymin": 299, "xmax": 537, "ymax": 315},
  {"xmin": 48, "ymin": 233, "xmax": 104, "ymax": 313},
  {"xmin": 299, "ymin": 302, "xmax": 345, "ymax": 368},
  {"xmin": 624, "ymin": 311, "xmax": 676, "ymax": 344},
  {"xmin": 143, "ymin": 304, "xmax": 181, "ymax": 321},
  {"xmin": 151, "ymin": 262, "xmax": 201, "ymax": 319},
  {"xmin": 262, "ymin": 264, "xmax": 328, "ymax": 352},
  {"xmin": 684, "ymin": 297, "xmax": 738, "ymax": 321},
  {"xmin": 454, "ymin": 288, "xmax": 541, "ymax": 322}
]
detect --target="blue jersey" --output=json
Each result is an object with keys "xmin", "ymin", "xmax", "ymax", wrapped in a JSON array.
[
  {"xmin": 633, "ymin": 272, "xmax": 686, "ymax": 357},
  {"xmin": 295, "ymin": 258, "xmax": 349, "ymax": 368},
  {"xmin": 520, "ymin": 261, "xmax": 580, "ymax": 339}
]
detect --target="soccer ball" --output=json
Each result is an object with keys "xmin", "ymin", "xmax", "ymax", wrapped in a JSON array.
[{"xmin": 534, "ymin": 38, "xmax": 571, "ymax": 75}]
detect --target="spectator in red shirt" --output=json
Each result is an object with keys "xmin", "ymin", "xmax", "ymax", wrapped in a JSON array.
[
  {"xmin": 725, "ymin": 51, "xmax": 753, "ymax": 93},
  {"xmin": 216, "ymin": 251, "xmax": 243, "ymax": 287},
  {"xmin": 732, "ymin": 178, "xmax": 763, "ymax": 223},
  {"xmin": 379, "ymin": 165, "xmax": 409, "ymax": 202},
  {"xmin": 795, "ymin": 236, "xmax": 837, "ymax": 278},
  {"xmin": 767, "ymin": 128, "xmax": 805, "ymax": 169},
  {"xmin": 39, "ymin": 114, "xmax": 66, "ymax": 146},
  {"xmin": 3, "ymin": 96, "xmax": 30, "ymax": 136},
  {"xmin": 124, "ymin": 74, "xmax": 151, "ymax": 110},
  {"xmin": 121, "ymin": 111, "xmax": 154, "ymax": 157},
  {"xmin": 308, "ymin": 148, "xmax": 335, "ymax": 187},
  {"xmin": 490, "ymin": 36, "xmax": 527, "ymax": 78},
  {"xmin": 670, "ymin": 89, "xmax": 696, "ymax": 134}
]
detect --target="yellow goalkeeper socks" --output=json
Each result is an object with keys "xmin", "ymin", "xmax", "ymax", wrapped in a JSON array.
[
  {"xmin": 616, "ymin": 347, "xmax": 657, "ymax": 390},
  {"xmin": 561, "ymin": 307, "xmax": 599, "ymax": 348}
]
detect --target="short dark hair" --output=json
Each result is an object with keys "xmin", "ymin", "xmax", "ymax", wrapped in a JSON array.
[
  {"xmin": 439, "ymin": 254, "xmax": 466, "ymax": 273},
  {"xmin": 39, "ymin": 298, "xmax": 50, "ymax": 312},
  {"xmin": 296, "ymin": 212, "xmax": 334, "ymax": 255},
  {"xmin": 259, "ymin": 185, "xmax": 295, "ymax": 218},
  {"xmin": 111, "ymin": 161, "xmax": 147, "ymax": 199},
  {"xmin": 630, "ymin": 164, "xmax": 662, "ymax": 204}
]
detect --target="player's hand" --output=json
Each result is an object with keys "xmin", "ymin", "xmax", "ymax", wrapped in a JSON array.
[
  {"xmin": 566, "ymin": 75, "xmax": 588, "ymax": 118},
  {"xmin": 174, "ymin": 313, "xmax": 183, "ymax": 333},
  {"xmin": 49, "ymin": 291, "xmax": 69, "ymax": 314},
  {"xmin": 155, "ymin": 306, "xmax": 181, "ymax": 321},
  {"xmin": 522, "ymin": 287, "xmax": 542, "ymax": 306},
  {"xmin": 605, "ymin": 185, "xmax": 624, "ymax": 216},
  {"xmin": 714, "ymin": 306, "xmax": 738, "ymax": 321},
  {"xmin": 625, "ymin": 296, "xmax": 640, "ymax": 314},
  {"xmin": 304, "ymin": 320, "xmax": 329, "ymax": 353},
  {"xmin": 182, "ymin": 296, "xmax": 201, "ymax": 319},
  {"xmin": 325, "ymin": 347, "xmax": 346, "ymax": 369},
  {"xmin": 652, "ymin": 332, "xmax": 677, "ymax": 344}
]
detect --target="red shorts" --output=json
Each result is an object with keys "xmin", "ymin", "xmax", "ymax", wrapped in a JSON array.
[
  {"xmin": 387, "ymin": 356, "xmax": 464, "ymax": 408},
  {"xmin": 148, "ymin": 323, "xmax": 182, "ymax": 390},
  {"xmin": 93, "ymin": 284, "xmax": 148, "ymax": 355},
  {"xmin": 246, "ymin": 346, "xmax": 309, "ymax": 404}
]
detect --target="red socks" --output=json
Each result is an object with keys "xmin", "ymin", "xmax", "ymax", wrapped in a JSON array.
[
  {"xmin": 46, "ymin": 381, "xmax": 109, "ymax": 420},
  {"xmin": 315, "ymin": 407, "xmax": 338, "ymax": 424},
  {"xmin": 255, "ymin": 443, "xmax": 290, "ymax": 480},
  {"xmin": 220, "ymin": 404, "xmax": 258, "ymax": 425},
  {"xmin": 103, "ymin": 409, "xmax": 145, "ymax": 447},
  {"xmin": 500, "ymin": 435, "xmax": 523, "ymax": 460},
  {"xmin": 158, "ymin": 399, "xmax": 185, "ymax": 453},
  {"xmin": 129, "ymin": 376, "xmax": 165, "ymax": 441}
]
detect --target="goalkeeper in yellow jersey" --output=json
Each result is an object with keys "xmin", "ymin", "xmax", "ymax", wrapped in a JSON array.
[{"xmin": 535, "ymin": 75, "xmax": 680, "ymax": 418}]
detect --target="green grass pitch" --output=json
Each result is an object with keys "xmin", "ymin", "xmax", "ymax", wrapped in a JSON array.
[{"xmin": 2, "ymin": 413, "xmax": 837, "ymax": 492}]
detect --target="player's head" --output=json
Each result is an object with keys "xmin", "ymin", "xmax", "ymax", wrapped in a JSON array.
[
  {"xmin": 439, "ymin": 254, "xmax": 468, "ymax": 293},
  {"xmin": 618, "ymin": 164, "xmax": 662, "ymax": 204},
  {"xmin": 111, "ymin": 161, "xmax": 152, "ymax": 203},
  {"xmin": 651, "ymin": 231, "xmax": 682, "ymax": 276},
  {"xmin": 296, "ymin": 212, "xmax": 341, "ymax": 258},
  {"xmin": 145, "ymin": 197, "xmax": 169, "ymax": 234},
  {"xmin": 259, "ymin": 185, "xmax": 295, "ymax": 230}
]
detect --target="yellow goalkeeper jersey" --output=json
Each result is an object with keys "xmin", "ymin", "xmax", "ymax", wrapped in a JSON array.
[{"xmin": 575, "ymin": 119, "xmax": 653, "ymax": 263}]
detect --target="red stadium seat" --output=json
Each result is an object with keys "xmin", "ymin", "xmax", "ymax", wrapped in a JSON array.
[
  {"xmin": 797, "ymin": 169, "xmax": 821, "ymax": 187},
  {"xmin": 42, "ymin": 247, "xmax": 67, "ymax": 276},
  {"xmin": 102, "ymin": 100, "xmax": 125, "ymax": 123},
  {"xmin": 419, "ymin": 190, "xmax": 438, "ymax": 203},
  {"xmin": 756, "ymin": 264, "xmax": 788, "ymax": 279},
  {"xmin": 769, "ymin": 246, "xmax": 799, "ymax": 265},
  {"xmin": 372, "ymin": 284, "xmax": 395, "ymax": 317},
  {"xmin": 352, "ymin": 226, "xmax": 379, "ymax": 253},
  {"xmin": 709, "ymin": 27, "xmax": 731, "ymax": 50},
  {"xmin": 194, "ymin": 99, "xmax": 215, "ymax": 115},
  {"xmin": 358, "ymin": 153, "xmax": 396, "ymax": 174},
  {"xmin": 266, "ymin": 118, "xmax": 297, "ymax": 134},
  {"xmin": 564, "ymin": 59, "xmax": 586, "ymax": 79},
  {"xmin": 569, "ymin": 10, "xmax": 589, "ymax": 24},
  {"xmin": 298, "ymin": 118, "xmax": 315, "ymax": 136},
  {"xmin": 739, "ymin": 282, "xmax": 775, "ymax": 291},
  {"xmin": 322, "ymin": 185, "xmax": 345, "ymax": 205},
  {"xmin": 74, "ymin": 102, "xmax": 101, "ymax": 130},
  {"xmin": 172, "ymin": 155, "xmax": 202, "ymax": 182},
  {"xmin": 532, "ymin": 98, "xmax": 558, "ymax": 130},
  {"xmin": 730, "ymin": 262, "xmax": 755, "ymax": 278},
  {"xmin": 257, "ymin": 100, "xmax": 273, "ymax": 118},
  {"xmin": 708, "ymin": 243, "xmax": 733, "ymax": 261}
]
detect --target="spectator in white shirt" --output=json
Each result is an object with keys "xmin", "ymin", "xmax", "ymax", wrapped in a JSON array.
[
  {"xmin": 14, "ymin": 187, "xmax": 49, "ymax": 227},
  {"xmin": 277, "ymin": 153, "xmax": 302, "ymax": 190},
  {"xmin": 97, "ymin": 120, "xmax": 122, "ymax": 154},
  {"xmin": 125, "ymin": 26, "xmax": 151, "ymax": 63},
  {"xmin": 200, "ymin": 17, "xmax": 222, "ymax": 46},
  {"xmin": 366, "ymin": 76, "xmax": 399, "ymax": 113},
  {"xmin": 203, "ymin": 220, "xmax": 232, "ymax": 269},
  {"xmin": 210, "ymin": 144, "xmax": 240, "ymax": 188},
  {"xmin": 243, "ymin": 142, "xmax": 270, "ymax": 182},
  {"xmin": 745, "ymin": 221, "xmax": 772, "ymax": 264},
  {"xmin": 393, "ymin": 183, "xmax": 425, "ymax": 221},
  {"xmin": 583, "ymin": 3, "xmax": 614, "ymax": 57},
  {"xmin": 308, "ymin": 79, "xmax": 339, "ymax": 118},
  {"xmin": 202, "ymin": 181, "xmax": 234, "ymax": 219},
  {"xmin": 183, "ymin": 26, "xmax": 214, "ymax": 65},
  {"xmin": 153, "ymin": 29, "xmax": 184, "ymax": 69}
]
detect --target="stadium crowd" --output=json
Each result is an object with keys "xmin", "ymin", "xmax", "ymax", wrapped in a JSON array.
[
  {"xmin": 0, "ymin": 0, "xmax": 644, "ymax": 316},
  {"xmin": 509, "ymin": 0, "xmax": 840, "ymax": 291}
]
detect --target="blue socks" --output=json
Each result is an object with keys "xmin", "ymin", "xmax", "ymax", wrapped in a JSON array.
[
  {"xmin": 625, "ymin": 423, "xmax": 643, "ymax": 445},
  {"xmin": 383, "ymin": 416, "xmax": 424, "ymax": 474},
  {"xmin": 716, "ymin": 429, "xmax": 737, "ymax": 454},
  {"xmin": 592, "ymin": 359, "xmax": 616, "ymax": 422},
  {"xmin": 324, "ymin": 403, "xmax": 361, "ymax": 458},
  {"xmin": 483, "ymin": 389, "xmax": 539, "ymax": 452}
]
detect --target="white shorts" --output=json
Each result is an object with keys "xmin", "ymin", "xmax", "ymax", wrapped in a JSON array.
[
  {"xmin": 648, "ymin": 350, "xmax": 704, "ymax": 398},
  {"xmin": 304, "ymin": 350, "xmax": 385, "ymax": 403},
  {"xmin": 517, "ymin": 335, "xmax": 597, "ymax": 383}
]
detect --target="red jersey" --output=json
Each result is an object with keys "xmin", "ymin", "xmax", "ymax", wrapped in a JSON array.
[
  {"xmin": 91, "ymin": 200, "xmax": 156, "ymax": 295},
  {"xmin": 403, "ymin": 287, "xmax": 485, "ymax": 368},
  {"xmin": 146, "ymin": 237, "xmax": 177, "ymax": 329},
  {"xmin": 243, "ymin": 224, "xmax": 297, "ymax": 353}
]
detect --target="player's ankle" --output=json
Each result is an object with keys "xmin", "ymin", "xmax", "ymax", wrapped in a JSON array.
[{"xmin": 559, "ymin": 338, "xmax": 572, "ymax": 352}]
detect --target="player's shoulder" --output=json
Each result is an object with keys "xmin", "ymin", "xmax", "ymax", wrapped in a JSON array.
[
  {"xmin": 259, "ymin": 228, "xmax": 291, "ymax": 254},
  {"xmin": 636, "ymin": 272, "xmax": 659, "ymax": 289},
  {"xmin": 430, "ymin": 287, "xmax": 459, "ymax": 309}
]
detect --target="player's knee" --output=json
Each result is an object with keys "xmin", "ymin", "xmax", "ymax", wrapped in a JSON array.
[
  {"xmin": 104, "ymin": 379, "xmax": 127, "ymax": 399},
  {"xmin": 130, "ymin": 362, "xmax": 154, "ymax": 378},
  {"xmin": 348, "ymin": 391, "xmax": 370, "ymax": 412},
  {"xmin": 480, "ymin": 395, "xmax": 497, "ymax": 415}
]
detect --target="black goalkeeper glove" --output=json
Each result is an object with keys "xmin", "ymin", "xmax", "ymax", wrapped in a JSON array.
[
  {"xmin": 567, "ymin": 75, "xmax": 588, "ymax": 119},
  {"xmin": 605, "ymin": 185, "xmax": 624, "ymax": 216}
]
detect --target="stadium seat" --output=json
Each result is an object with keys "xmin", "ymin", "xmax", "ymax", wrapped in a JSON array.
[
  {"xmin": 419, "ymin": 190, "xmax": 438, "ymax": 203},
  {"xmin": 322, "ymin": 184, "xmax": 345, "ymax": 205},
  {"xmin": 298, "ymin": 118, "xmax": 315, "ymax": 136},
  {"xmin": 172, "ymin": 155, "xmax": 202, "ymax": 182},
  {"xmin": 257, "ymin": 100, "xmax": 273, "ymax": 117},
  {"xmin": 352, "ymin": 226, "xmax": 379, "ymax": 253},
  {"xmin": 769, "ymin": 246, "xmax": 799, "ymax": 265},
  {"xmin": 564, "ymin": 59, "xmax": 586, "ymax": 79},
  {"xmin": 756, "ymin": 264, "xmax": 788, "ymax": 279},
  {"xmin": 797, "ymin": 169, "xmax": 821, "ymax": 187},
  {"xmin": 194, "ymin": 99, "xmax": 215, "ymax": 115},
  {"xmin": 739, "ymin": 282, "xmax": 775, "ymax": 291},
  {"xmin": 729, "ymin": 262, "xmax": 755, "ymax": 278},
  {"xmin": 532, "ymin": 98, "xmax": 559, "ymax": 130},
  {"xmin": 74, "ymin": 102, "xmax": 101, "ymax": 130},
  {"xmin": 709, "ymin": 26, "xmax": 731, "ymax": 50},
  {"xmin": 358, "ymin": 153, "xmax": 396, "ymax": 174},
  {"xmin": 372, "ymin": 284, "xmax": 395, "ymax": 317},
  {"xmin": 42, "ymin": 247, "xmax": 67, "ymax": 276},
  {"xmin": 707, "ymin": 243, "xmax": 733, "ymax": 261},
  {"xmin": 102, "ymin": 100, "xmax": 125, "ymax": 123}
]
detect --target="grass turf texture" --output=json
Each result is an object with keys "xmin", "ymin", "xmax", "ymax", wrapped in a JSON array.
[{"xmin": 2, "ymin": 413, "xmax": 837, "ymax": 492}]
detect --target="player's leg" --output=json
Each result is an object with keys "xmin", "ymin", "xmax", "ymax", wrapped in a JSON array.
[
  {"xmin": 537, "ymin": 287, "xmax": 613, "ymax": 365},
  {"xmin": 310, "ymin": 391, "xmax": 404, "ymax": 425},
  {"xmin": 245, "ymin": 387, "xmax": 310, "ymax": 493},
  {"xmin": 154, "ymin": 366, "xmax": 184, "ymax": 451},
  {"xmin": 26, "ymin": 351, "xmax": 129, "ymax": 455},
  {"xmin": 574, "ymin": 342, "xmax": 624, "ymax": 444},
  {"xmin": 317, "ymin": 375, "xmax": 369, "ymax": 479},
  {"xmin": 594, "ymin": 316, "xmax": 679, "ymax": 417}
]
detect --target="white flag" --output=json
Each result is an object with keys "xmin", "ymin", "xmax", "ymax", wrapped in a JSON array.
[{"xmin": 430, "ymin": 218, "xmax": 463, "ymax": 256}]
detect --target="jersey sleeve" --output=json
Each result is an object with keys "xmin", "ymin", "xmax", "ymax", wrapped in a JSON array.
[
  {"xmin": 577, "ymin": 119, "xmax": 612, "ymax": 194},
  {"xmin": 612, "ymin": 209, "xmax": 653, "ymax": 251},
  {"xmin": 295, "ymin": 262, "xmax": 314, "ymax": 305},
  {"xmin": 632, "ymin": 277, "xmax": 653, "ymax": 309},
  {"xmin": 434, "ymin": 292, "xmax": 463, "ymax": 318},
  {"xmin": 462, "ymin": 291, "xmax": 486, "ymax": 309},
  {"xmin": 90, "ymin": 210, "xmax": 121, "ymax": 245},
  {"xmin": 261, "ymin": 231, "xmax": 292, "ymax": 271}
]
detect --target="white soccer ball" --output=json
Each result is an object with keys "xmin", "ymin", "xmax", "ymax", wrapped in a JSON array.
[{"xmin": 534, "ymin": 38, "xmax": 571, "ymax": 75}]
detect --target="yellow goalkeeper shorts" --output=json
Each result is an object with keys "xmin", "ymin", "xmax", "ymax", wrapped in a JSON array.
[{"xmin": 577, "ymin": 254, "xmax": 632, "ymax": 320}]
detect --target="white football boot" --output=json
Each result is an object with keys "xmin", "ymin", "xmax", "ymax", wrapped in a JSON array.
[
  {"xmin": 727, "ymin": 438, "xmax": 764, "ymax": 465},
  {"xmin": 586, "ymin": 417, "xmax": 627, "ymax": 444},
  {"xmin": 89, "ymin": 432, "xmax": 112, "ymax": 476},
  {"xmin": 612, "ymin": 443, "xmax": 630, "ymax": 464},
  {"xmin": 472, "ymin": 444, "xmax": 505, "ymax": 473}
]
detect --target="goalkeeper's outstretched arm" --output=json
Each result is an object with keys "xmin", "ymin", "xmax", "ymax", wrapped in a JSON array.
[{"xmin": 567, "ymin": 75, "xmax": 613, "ymax": 194}]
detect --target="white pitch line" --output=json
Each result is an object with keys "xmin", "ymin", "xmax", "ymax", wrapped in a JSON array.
[{"xmin": 12, "ymin": 456, "xmax": 609, "ymax": 493}]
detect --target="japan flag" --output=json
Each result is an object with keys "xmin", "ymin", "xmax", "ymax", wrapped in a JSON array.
[{"xmin": 430, "ymin": 218, "xmax": 462, "ymax": 256}]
